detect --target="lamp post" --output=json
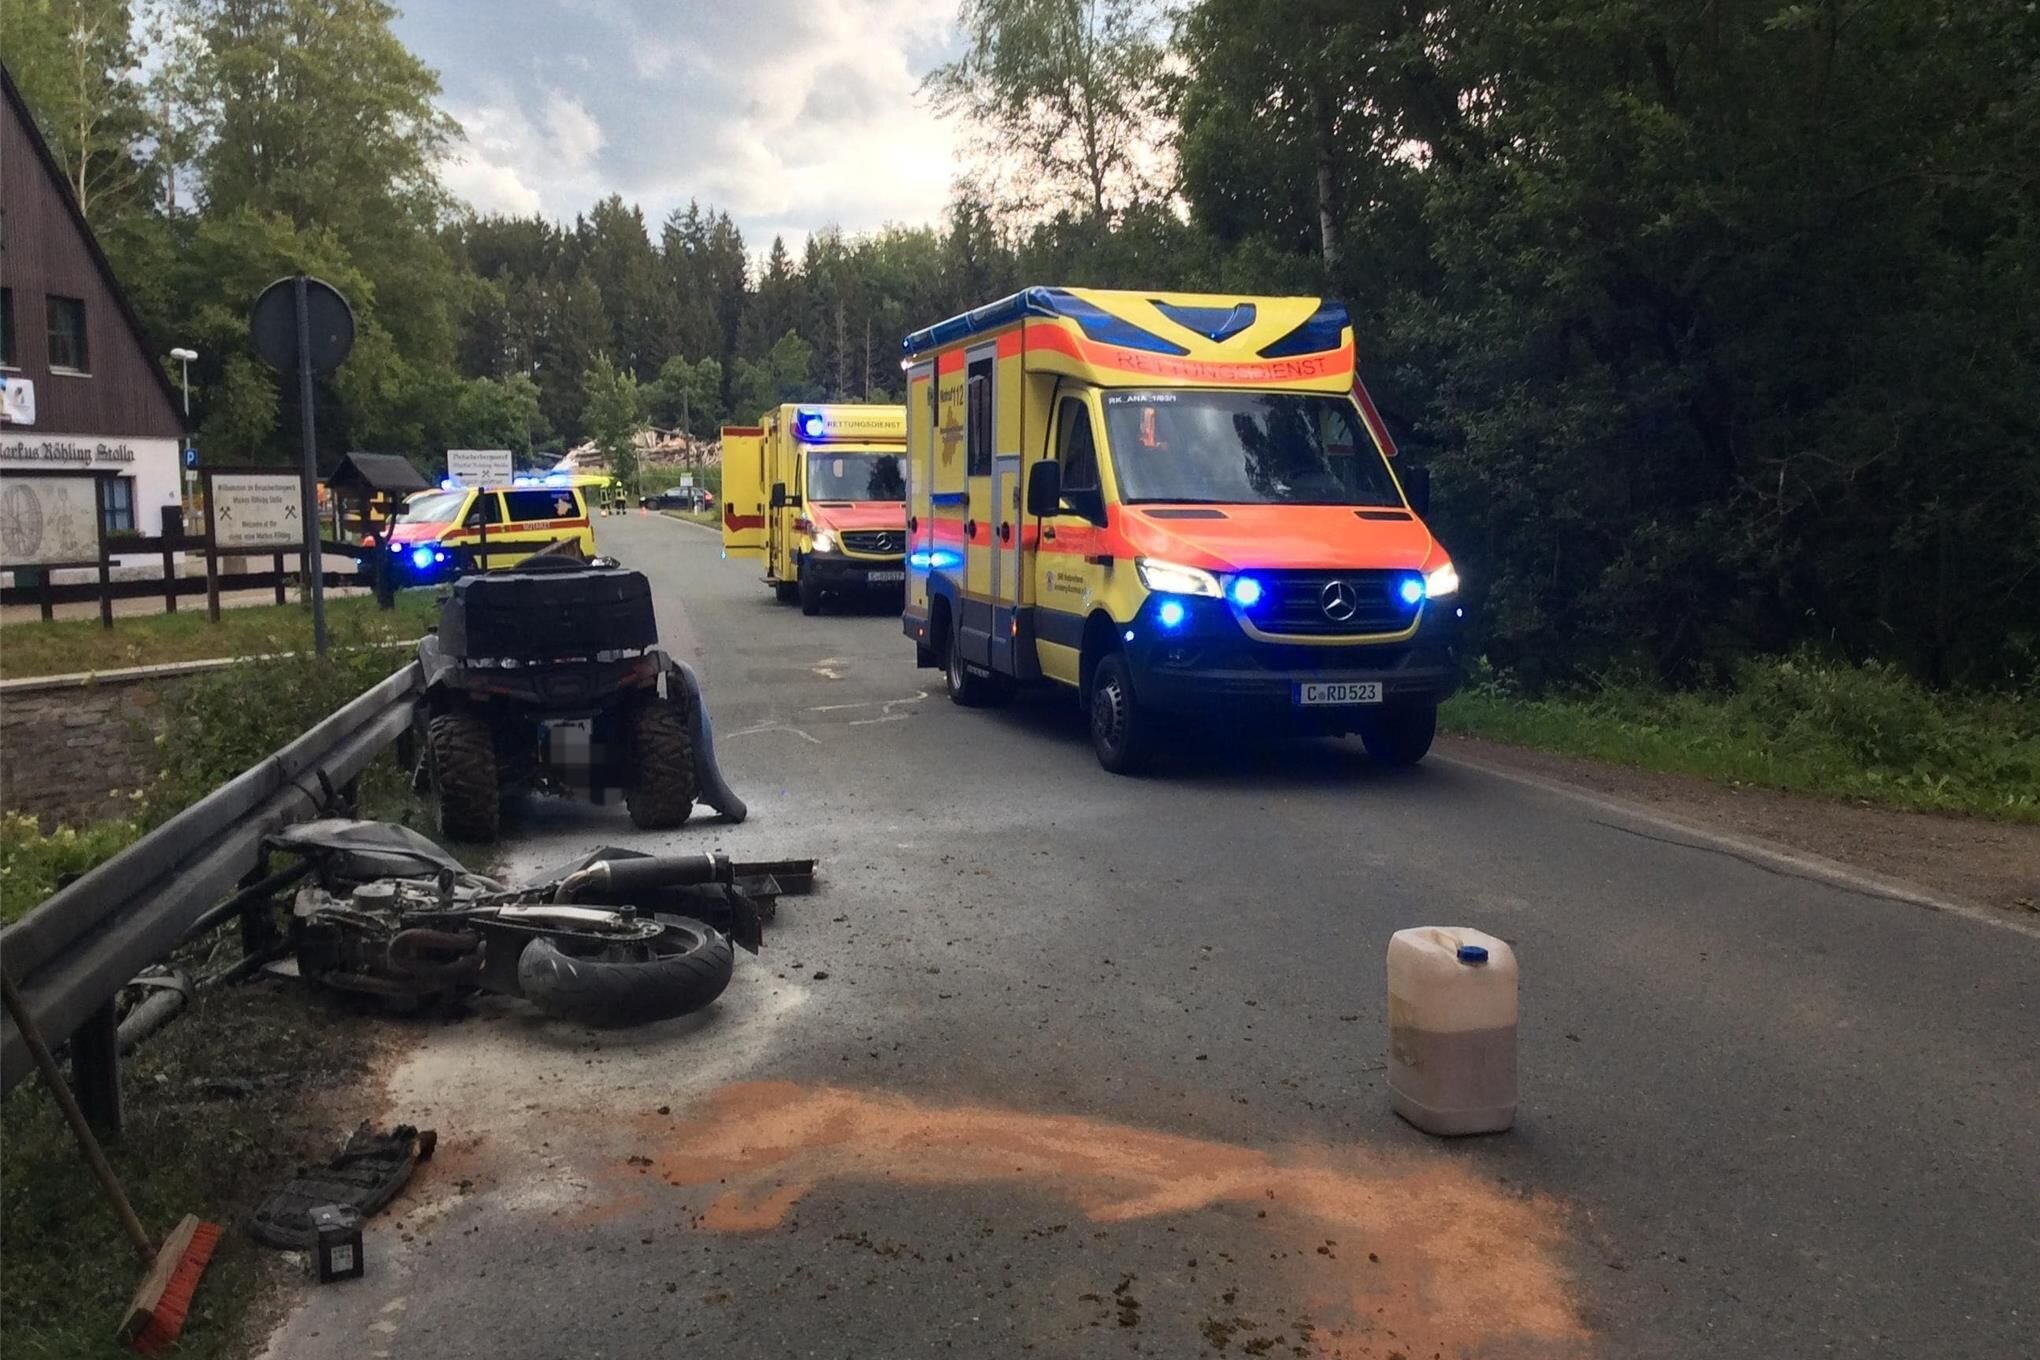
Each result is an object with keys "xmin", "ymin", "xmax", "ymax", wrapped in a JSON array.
[{"xmin": 170, "ymin": 347, "xmax": 197, "ymax": 514}]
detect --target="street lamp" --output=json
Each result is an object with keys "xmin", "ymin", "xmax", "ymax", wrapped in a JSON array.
[{"xmin": 169, "ymin": 347, "xmax": 197, "ymax": 417}]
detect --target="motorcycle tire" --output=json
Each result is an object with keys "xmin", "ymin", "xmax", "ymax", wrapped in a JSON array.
[{"xmin": 516, "ymin": 916, "xmax": 733, "ymax": 1026}]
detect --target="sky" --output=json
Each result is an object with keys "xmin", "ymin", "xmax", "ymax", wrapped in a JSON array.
[{"xmin": 388, "ymin": 0, "xmax": 970, "ymax": 251}]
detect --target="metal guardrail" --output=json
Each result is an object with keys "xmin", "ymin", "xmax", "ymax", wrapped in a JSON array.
[{"xmin": 0, "ymin": 660, "xmax": 425, "ymax": 1108}]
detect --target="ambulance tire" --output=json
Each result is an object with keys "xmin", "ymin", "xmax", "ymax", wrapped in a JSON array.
[
  {"xmin": 798, "ymin": 565, "xmax": 822, "ymax": 615},
  {"xmin": 626, "ymin": 698, "xmax": 697, "ymax": 830},
  {"xmin": 428, "ymin": 712, "xmax": 500, "ymax": 842},
  {"xmin": 944, "ymin": 620, "xmax": 1005, "ymax": 707},
  {"xmin": 774, "ymin": 580, "xmax": 799, "ymax": 604},
  {"xmin": 1088, "ymin": 653, "xmax": 1156, "ymax": 775},
  {"xmin": 1359, "ymin": 704, "xmax": 1437, "ymax": 766}
]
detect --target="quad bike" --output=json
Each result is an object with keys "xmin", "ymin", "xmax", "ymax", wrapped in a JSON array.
[
  {"xmin": 271, "ymin": 820, "xmax": 814, "ymax": 1026},
  {"xmin": 414, "ymin": 549, "xmax": 745, "ymax": 842}
]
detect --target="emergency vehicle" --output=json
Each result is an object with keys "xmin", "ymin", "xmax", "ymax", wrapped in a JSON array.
[
  {"xmin": 720, "ymin": 404, "xmax": 909, "ymax": 614},
  {"xmin": 380, "ymin": 481, "xmax": 595, "ymax": 583},
  {"xmin": 899, "ymin": 287, "xmax": 1462, "ymax": 773}
]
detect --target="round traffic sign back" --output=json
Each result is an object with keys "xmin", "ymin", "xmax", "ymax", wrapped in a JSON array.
[{"xmin": 250, "ymin": 275, "xmax": 356, "ymax": 374}]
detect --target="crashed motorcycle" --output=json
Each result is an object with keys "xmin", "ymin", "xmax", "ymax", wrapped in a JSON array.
[{"xmin": 271, "ymin": 821, "xmax": 812, "ymax": 1026}]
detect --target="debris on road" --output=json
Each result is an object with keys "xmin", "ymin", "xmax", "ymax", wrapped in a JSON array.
[{"xmin": 250, "ymin": 1122, "xmax": 437, "ymax": 1250}]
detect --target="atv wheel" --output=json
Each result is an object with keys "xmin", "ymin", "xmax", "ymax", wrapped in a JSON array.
[
  {"xmin": 626, "ymin": 698, "xmax": 697, "ymax": 829},
  {"xmin": 798, "ymin": 564, "xmax": 822, "ymax": 615},
  {"xmin": 493, "ymin": 720, "xmax": 536, "ymax": 809},
  {"xmin": 774, "ymin": 580, "xmax": 799, "ymax": 604},
  {"xmin": 428, "ymin": 712, "xmax": 500, "ymax": 841},
  {"xmin": 517, "ymin": 916, "xmax": 734, "ymax": 1025}
]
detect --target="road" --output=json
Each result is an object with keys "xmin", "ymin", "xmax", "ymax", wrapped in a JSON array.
[{"xmin": 263, "ymin": 512, "xmax": 2038, "ymax": 1360}]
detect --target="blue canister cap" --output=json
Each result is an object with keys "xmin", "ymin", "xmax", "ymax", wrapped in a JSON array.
[{"xmin": 1456, "ymin": 944, "xmax": 1490, "ymax": 964}]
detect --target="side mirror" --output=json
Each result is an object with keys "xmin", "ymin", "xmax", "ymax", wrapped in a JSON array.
[
  {"xmin": 1025, "ymin": 461, "xmax": 1062, "ymax": 517},
  {"xmin": 1400, "ymin": 463, "xmax": 1431, "ymax": 517},
  {"xmin": 769, "ymin": 482, "xmax": 787, "ymax": 509}
]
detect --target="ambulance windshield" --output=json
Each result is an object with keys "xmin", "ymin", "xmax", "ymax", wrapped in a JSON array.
[
  {"xmin": 1102, "ymin": 391, "xmax": 1402, "ymax": 507},
  {"xmin": 398, "ymin": 490, "xmax": 469, "ymax": 524},
  {"xmin": 806, "ymin": 452, "xmax": 907, "ymax": 502}
]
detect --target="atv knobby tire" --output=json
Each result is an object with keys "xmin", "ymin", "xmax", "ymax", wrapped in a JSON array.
[
  {"xmin": 626, "ymin": 698, "xmax": 697, "ymax": 830},
  {"xmin": 516, "ymin": 916, "xmax": 734, "ymax": 1025},
  {"xmin": 428, "ymin": 712, "xmax": 500, "ymax": 841}
]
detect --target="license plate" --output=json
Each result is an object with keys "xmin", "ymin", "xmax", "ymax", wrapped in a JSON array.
[
  {"xmin": 865, "ymin": 570, "xmax": 905, "ymax": 583},
  {"xmin": 1294, "ymin": 681, "xmax": 1383, "ymax": 707}
]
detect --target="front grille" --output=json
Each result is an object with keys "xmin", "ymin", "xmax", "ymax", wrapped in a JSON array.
[
  {"xmin": 1255, "ymin": 570, "xmax": 1419, "ymax": 636},
  {"xmin": 842, "ymin": 530, "xmax": 904, "ymax": 555}
]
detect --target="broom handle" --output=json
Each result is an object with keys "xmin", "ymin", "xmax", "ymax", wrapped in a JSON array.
[{"xmin": 1, "ymin": 972, "xmax": 156, "ymax": 1262}]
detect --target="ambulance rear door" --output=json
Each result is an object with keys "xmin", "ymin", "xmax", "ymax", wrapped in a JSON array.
[{"xmin": 720, "ymin": 424, "xmax": 767, "ymax": 559}]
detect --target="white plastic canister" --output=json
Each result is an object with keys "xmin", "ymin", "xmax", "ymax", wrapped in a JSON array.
[{"xmin": 1386, "ymin": 927, "xmax": 1518, "ymax": 1136}]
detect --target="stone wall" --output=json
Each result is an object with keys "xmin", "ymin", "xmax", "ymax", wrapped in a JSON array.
[{"xmin": 0, "ymin": 676, "xmax": 172, "ymax": 828}]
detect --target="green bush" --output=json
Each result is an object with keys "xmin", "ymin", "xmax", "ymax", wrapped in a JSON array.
[
  {"xmin": 0, "ymin": 814, "xmax": 141, "ymax": 925},
  {"xmin": 1443, "ymin": 652, "xmax": 2040, "ymax": 821}
]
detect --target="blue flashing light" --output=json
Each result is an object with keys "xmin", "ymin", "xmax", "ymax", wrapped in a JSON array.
[
  {"xmin": 1156, "ymin": 598, "xmax": 1187, "ymax": 630},
  {"xmin": 909, "ymin": 548, "xmax": 963, "ymax": 571},
  {"xmin": 1228, "ymin": 575, "xmax": 1264, "ymax": 609},
  {"xmin": 410, "ymin": 545, "xmax": 438, "ymax": 570},
  {"xmin": 795, "ymin": 409, "xmax": 827, "ymax": 440},
  {"xmin": 1122, "ymin": 629, "xmax": 1136, "ymax": 643},
  {"xmin": 544, "ymin": 472, "xmax": 569, "ymax": 485},
  {"xmin": 439, "ymin": 476, "xmax": 459, "ymax": 490},
  {"xmin": 1398, "ymin": 577, "xmax": 1425, "ymax": 606}
]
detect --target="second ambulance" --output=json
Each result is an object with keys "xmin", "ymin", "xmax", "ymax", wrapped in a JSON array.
[{"xmin": 899, "ymin": 287, "xmax": 1463, "ymax": 773}]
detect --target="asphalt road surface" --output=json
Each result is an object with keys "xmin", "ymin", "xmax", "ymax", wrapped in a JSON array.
[{"xmin": 263, "ymin": 512, "xmax": 2038, "ymax": 1360}]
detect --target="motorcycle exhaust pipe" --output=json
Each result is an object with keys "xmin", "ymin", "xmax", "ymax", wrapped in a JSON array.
[{"xmin": 557, "ymin": 853, "xmax": 731, "ymax": 901}]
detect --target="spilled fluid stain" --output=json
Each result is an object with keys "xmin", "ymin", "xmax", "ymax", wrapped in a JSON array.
[{"xmin": 628, "ymin": 1081, "xmax": 1587, "ymax": 1357}]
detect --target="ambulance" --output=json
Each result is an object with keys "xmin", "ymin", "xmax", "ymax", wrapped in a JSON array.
[
  {"xmin": 380, "ymin": 481, "xmax": 595, "ymax": 583},
  {"xmin": 720, "ymin": 404, "xmax": 909, "ymax": 614},
  {"xmin": 899, "ymin": 287, "xmax": 1463, "ymax": 773}
]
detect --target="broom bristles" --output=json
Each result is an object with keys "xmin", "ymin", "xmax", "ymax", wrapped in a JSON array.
[{"xmin": 128, "ymin": 1220, "xmax": 222, "ymax": 1356}]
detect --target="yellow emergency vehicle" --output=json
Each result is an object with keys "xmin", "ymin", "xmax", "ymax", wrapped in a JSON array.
[
  {"xmin": 720, "ymin": 404, "xmax": 908, "ymax": 614},
  {"xmin": 899, "ymin": 287, "xmax": 1462, "ymax": 773},
  {"xmin": 382, "ymin": 480, "xmax": 596, "ymax": 582}
]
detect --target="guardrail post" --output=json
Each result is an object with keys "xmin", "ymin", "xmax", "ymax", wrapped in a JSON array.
[
  {"xmin": 238, "ymin": 856, "xmax": 280, "ymax": 958},
  {"xmin": 71, "ymin": 1001, "xmax": 123, "ymax": 1136}
]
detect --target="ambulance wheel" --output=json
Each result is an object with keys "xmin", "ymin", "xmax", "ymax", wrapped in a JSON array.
[
  {"xmin": 944, "ymin": 621, "xmax": 1004, "ymax": 707},
  {"xmin": 626, "ymin": 699, "xmax": 697, "ymax": 830},
  {"xmin": 1088, "ymin": 653, "xmax": 1156, "ymax": 775},
  {"xmin": 774, "ymin": 580, "xmax": 799, "ymax": 604},
  {"xmin": 798, "ymin": 565, "xmax": 822, "ymax": 615},
  {"xmin": 1359, "ymin": 704, "xmax": 1437, "ymax": 766},
  {"xmin": 428, "ymin": 712, "xmax": 500, "ymax": 842}
]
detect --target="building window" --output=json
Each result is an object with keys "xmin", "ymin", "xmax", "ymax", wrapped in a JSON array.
[
  {"xmin": 47, "ymin": 296, "xmax": 89, "ymax": 372},
  {"xmin": 102, "ymin": 476, "xmax": 135, "ymax": 534},
  {"xmin": 0, "ymin": 288, "xmax": 16, "ymax": 367}
]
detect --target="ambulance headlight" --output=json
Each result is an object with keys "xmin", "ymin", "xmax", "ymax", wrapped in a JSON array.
[
  {"xmin": 811, "ymin": 530, "xmax": 836, "ymax": 554},
  {"xmin": 1136, "ymin": 558, "xmax": 1221, "ymax": 599},
  {"xmin": 1424, "ymin": 562, "xmax": 1461, "ymax": 599}
]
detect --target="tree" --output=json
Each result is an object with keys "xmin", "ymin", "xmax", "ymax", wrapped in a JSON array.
[
  {"xmin": 582, "ymin": 355, "xmax": 646, "ymax": 494},
  {"xmin": 730, "ymin": 332, "xmax": 818, "ymax": 422},
  {"xmin": 651, "ymin": 355, "xmax": 723, "ymax": 435},
  {"xmin": 5, "ymin": 0, "xmax": 160, "ymax": 223},
  {"xmin": 926, "ymin": 0, "xmax": 1168, "ymax": 219}
]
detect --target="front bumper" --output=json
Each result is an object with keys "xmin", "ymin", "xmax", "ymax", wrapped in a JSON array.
[
  {"xmin": 803, "ymin": 551, "xmax": 908, "ymax": 591},
  {"xmin": 1123, "ymin": 595, "xmax": 1463, "ymax": 715}
]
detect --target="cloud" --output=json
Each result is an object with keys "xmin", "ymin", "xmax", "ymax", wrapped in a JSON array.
[{"xmin": 395, "ymin": 0, "xmax": 966, "ymax": 247}]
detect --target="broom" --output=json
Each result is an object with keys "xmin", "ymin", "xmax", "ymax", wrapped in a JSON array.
[{"xmin": 2, "ymin": 972, "xmax": 222, "ymax": 1354}]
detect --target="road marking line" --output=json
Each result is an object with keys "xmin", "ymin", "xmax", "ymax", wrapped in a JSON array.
[
  {"xmin": 725, "ymin": 721, "xmax": 824, "ymax": 745},
  {"xmin": 1434, "ymin": 752, "xmax": 2040, "ymax": 941},
  {"xmin": 810, "ymin": 690, "xmax": 929, "ymax": 714}
]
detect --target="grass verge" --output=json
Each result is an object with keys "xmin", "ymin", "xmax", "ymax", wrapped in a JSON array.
[
  {"xmin": 1441, "ymin": 654, "xmax": 2039, "ymax": 822},
  {"xmin": 0, "ymin": 590, "xmax": 438, "ymax": 680},
  {"xmin": 660, "ymin": 508, "xmax": 718, "ymax": 527},
  {"xmin": 0, "ymin": 982, "xmax": 390, "ymax": 1360}
]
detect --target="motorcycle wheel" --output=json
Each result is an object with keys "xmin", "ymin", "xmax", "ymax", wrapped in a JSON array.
[{"xmin": 516, "ymin": 916, "xmax": 733, "ymax": 1025}]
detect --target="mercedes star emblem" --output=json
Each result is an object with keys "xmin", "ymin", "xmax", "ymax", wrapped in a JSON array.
[{"xmin": 1320, "ymin": 579, "xmax": 1359, "ymax": 622}]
